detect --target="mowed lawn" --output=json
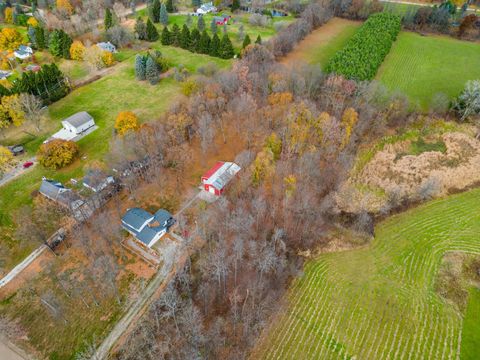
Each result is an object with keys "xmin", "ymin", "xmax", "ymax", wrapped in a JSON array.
[
  {"xmin": 0, "ymin": 47, "xmax": 231, "ymax": 272},
  {"xmin": 461, "ymin": 287, "xmax": 480, "ymax": 360},
  {"xmin": 377, "ymin": 31, "xmax": 480, "ymax": 108},
  {"xmin": 254, "ymin": 188, "xmax": 480, "ymax": 359},
  {"xmin": 281, "ymin": 17, "xmax": 361, "ymax": 68}
]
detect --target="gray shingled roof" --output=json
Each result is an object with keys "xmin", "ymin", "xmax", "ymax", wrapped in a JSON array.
[
  {"xmin": 122, "ymin": 208, "xmax": 154, "ymax": 231},
  {"xmin": 39, "ymin": 179, "xmax": 83, "ymax": 208},
  {"xmin": 63, "ymin": 112, "xmax": 94, "ymax": 128}
]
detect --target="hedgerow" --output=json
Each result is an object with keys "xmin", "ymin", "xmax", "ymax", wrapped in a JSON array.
[{"xmin": 326, "ymin": 13, "xmax": 401, "ymax": 81}]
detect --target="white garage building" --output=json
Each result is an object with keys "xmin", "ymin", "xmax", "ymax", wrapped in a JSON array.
[{"xmin": 47, "ymin": 111, "xmax": 96, "ymax": 143}]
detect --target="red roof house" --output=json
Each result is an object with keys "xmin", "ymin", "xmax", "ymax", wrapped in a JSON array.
[{"xmin": 201, "ymin": 161, "xmax": 241, "ymax": 196}]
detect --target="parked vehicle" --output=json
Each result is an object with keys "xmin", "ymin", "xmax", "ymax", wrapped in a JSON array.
[{"xmin": 23, "ymin": 161, "xmax": 34, "ymax": 169}]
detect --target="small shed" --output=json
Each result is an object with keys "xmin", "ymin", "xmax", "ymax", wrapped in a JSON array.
[
  {"xmin": 14, "ymin": 45, "xmax": 33, "ymax": 60},
  {"xmin": 61, "ymin": 111, "xmax": 95, "ymax": 135},
  {"xmin": 214, "ymin": 16, "xmax": 227, "ymax": 25},
  {"xmin": 96, "ymin": 42, "xmax": 117, "ymax": 53},
  {"xmin": 201, "ymin": 161, "xmax": 241, "ymax": 196}
]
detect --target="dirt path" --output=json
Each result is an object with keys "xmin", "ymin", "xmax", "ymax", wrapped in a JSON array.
[{"xmin": 280, "ymin": 18, "xmax": 361, "ymax": 65}]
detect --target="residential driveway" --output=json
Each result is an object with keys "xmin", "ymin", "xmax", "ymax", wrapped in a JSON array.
[{"xmin": 0, "ymin": 157, "xmax": 36, "ymax": 188}]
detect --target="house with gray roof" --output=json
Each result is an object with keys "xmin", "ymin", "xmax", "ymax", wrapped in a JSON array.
[
  {"xmin": 46, "ymin": 111, "xmax": 96, "ymax": 143},
  {"xmin": 82, "ymin": 169, "xmax": 115, "ymax": 193},
  {"xmin": 96, "ymin": 42, "xmax": 117, "ymax": 53},
  {"xmin": 14, "ymin": 45, "xmax": 33, "ymax": 60},
  {"xmin": 121, "ymin": 208, "xmax": 175, "ymax": 248},
  {"xmin": 39, "ymin": 179, "xmax": 84, "ymax": 210}
]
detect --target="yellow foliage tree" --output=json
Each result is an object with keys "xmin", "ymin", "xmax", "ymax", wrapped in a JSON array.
[
  {"xmin": 101, "ymin": 51, "xmax": 114, "ymax": 67},
  {"xmin": 0, "ymin": 145, "xmax": 13, "ymax": 173},
  {"xmin": 0, "ymin": 28, "xmax": 23, "ymax": 51},
  {"xmin": 27, "ymin": 17, "xmax": 39, "ymax": 27},
  {"xmin": 341, "ymin": 107, "xmax": 358, "ymax": 148},
  {"xmin": 115, "ymin": 111, "xmax": 139, "ymax": 136},
  {"xmin": 37, "ymin": 139, "xmax": 79, "ymax": 169},
  {"xmin": 252, "ymin": 149, "xmax": 274, "ymax": 186},
  {"xmin": 56, "ymin": 0, "xmax": 74, "ymax": 15},
  {"xmin": 1, "ymin": 94, "xmax": 25, "ymax": 127},
  {"xmin": 284, "ymin": 174, "xmax": 297, "ymax": 198},
  {"xmin": 264, "ymin": 133, "xmax": 282, "ymax": 161},
  {"xmin": 69, "ymin": 41, "xmax": 85, "ymax": 60},
  {"xmin": 4, "ymin": 7, "xmax": 13, "ymax": 24},
  {"xmin": 268, "ymin": 92, "xmax": 293, "ymax": 106}
]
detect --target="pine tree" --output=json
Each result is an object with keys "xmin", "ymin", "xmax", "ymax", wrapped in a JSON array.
[
  {"xmin": 134, "ymin": 54, "xmax": 147, "ymax": 80},
  {"xmin": 160, "ymin": 3, "xmax": 168, "ymax": 26},
  {"xmin": 220, "ymin": 33, "xmax": 234, "ymax": 59},
  {"xmin": 231, "ymin": 0, "xmax": 240, "ymax": 12},
  {"xmin": 146, "ymin": 18, "xmax": 159, "ymax": 41},
  {"xmin": 242, "ymin": 34, "xmax": 251, "ymax": 48},
  {"xmin": 145, "ymin": 56, "xmax": 159, "ymax": 84},
  {"xmin": 104, "ymin": 8, "xmax": 113, "ymax": 30},
  {"xmin": 166, "ymin": 0, "xmax": 174, "ymax": 13},
  {"xmin": 179, "ymin": 24, "xmax": 190, "ymax": 49},
  {"xmin": 171, "ymin": 23, "xmax": 180, "ymax": 46},
  {"xmin": 150, "ymin": 0, "xmax": 161, "ymax": 23},
  {"xmin": 255, "ymin": 35, "xmax": 262, "ymax": 44},
  {"xmin": 161, "ymin": 26, "xmax": 172, "ymax": 45},
  {"xmin": 135, "ymin": 17, "xmax": 147, "ymax": 40},
  {"xmin": 49, "ymin": 29, "xmax": 71, "ymax": 59},
  {"xmin": 197, "ymin": 15, "xmax": 205, "ymax": 32},
  {"xmin": 210, "ymin": 18, "xmax": 217, "ymax": 34},
  {"xmin": 209, "ymin": 33, "xmax": 220, "ymax": 57},
  {"xmin": 61, "ymin": 31, "xmax": 72, "ymax": 59},
  {"xmin": 35, "ymin": 26, "xmax": 46, "ymax": 50},
  {"xmin": 198, "ymin": 30, "xmax": 210, "ymax": 54},
  {"xmin": 190, "ymin": 28, "xmax": 200, "ymax": 52}
]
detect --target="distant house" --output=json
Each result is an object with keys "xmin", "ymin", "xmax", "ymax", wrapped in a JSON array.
[
  {"xmin": 82, "ymin": 170, "xmax": 115, "ymax": 193},
  {"xmin": 201, "ymin": 161, "xmax": 241, "ymax": 196},
  {"xmin": 121, "ymin": 208, "xmax": 175, "ymax": 248},
  {"xmin": 214, "ymin": 16, "xmax": 228, "ymax": 25},
  {"xmin": 39, "ymin": 179, "xmax": 85, "ymax": 210},
  {"xmin": 96, "ymin": 41, "xmax": 117, "ymax": 53},
  {"xmin": 196, "ymin": 2, "xmax": 217, "ymax": 14},
  {"xmin": 25, "ymin": 64, "xmax": 41, "ymax": 72},
  {"xmin": 14, "ymin": 45, "xmax": 33, "ymax": 60},
  {"xmin": 47, "ymin": 111, "xmax": 96, "ymax": 142},
  {"xmin": 0, "ymin": 70, "xmax": 12, "ymax": 80}
]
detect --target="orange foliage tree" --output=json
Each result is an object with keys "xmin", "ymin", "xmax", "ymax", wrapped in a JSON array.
[
  {"xmin": 115, "ymin": 111, "xmax": 139, "ymax": 136},
  {"xmin": 37, "ymin": 139, "xmax": 79, "ymax": 169},
  {"xmin": 56, "ymin": 0, "xmax": 74, "ymax": 15},
  {"xmin": 69, "ymin": 41, "xmax": 85, "ymax": 60}
]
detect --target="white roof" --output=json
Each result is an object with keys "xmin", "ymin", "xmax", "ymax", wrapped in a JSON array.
[
  {"xmin": 49, "ymin": 128, "xmax": 77, "ymax": 142},
  {"xmin": 204, "ymin": 162, "xmax": 241, "ymax": 190}
]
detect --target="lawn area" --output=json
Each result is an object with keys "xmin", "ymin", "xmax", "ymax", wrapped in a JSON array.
[
  {"xmin": 281, "ymin": 17, "xmax": 361, "ymax": 68},
  {"xmin": 461, "ymin": 287, "xmax": 480, "ymax": 360},
  {"xmin": 254, "ymin": 188, "xmax": 480, "ymax": 359},
  {"xmin": 135, "ymin": 11, "xmax": 294, "ymax": 50},
  {"xmin": 376, "ymin": 31, "xmax": 480, "ymax": 109},
  {"xmin": 0, "ymin": 46, "xmax": 231, "ymax": 274}
]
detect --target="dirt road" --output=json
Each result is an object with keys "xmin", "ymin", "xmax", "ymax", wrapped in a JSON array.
[{"xmin": 0, "ymin": 338, "xmax": 30, "ymax": 360}]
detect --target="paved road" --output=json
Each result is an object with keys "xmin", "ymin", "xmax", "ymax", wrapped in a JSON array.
[
  {"xmin": 0, "ymin": 245, "xmax": 47, "ymax": 289},
  {"xmin": 0, "ymin": 157, "xmax": 36, "ymax": 188}
]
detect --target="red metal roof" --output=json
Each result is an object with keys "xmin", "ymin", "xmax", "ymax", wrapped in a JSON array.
[{"xmin": 202, "ymin": 161, "xmax": 225, "ymax": 181}]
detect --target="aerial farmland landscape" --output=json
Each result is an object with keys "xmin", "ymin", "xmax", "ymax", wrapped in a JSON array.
[{"xmin": 0, "ymin": 0, "xmax": 478, "ymax": 359}]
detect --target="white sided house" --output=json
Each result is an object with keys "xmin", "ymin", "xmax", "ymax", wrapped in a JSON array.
[
  {"xmin": 14, "ymin": 45, "xmax": 33, "ymax": 60},
  {"xmin": 201, "ymin": 161, "xmax": 241, "ymax": 196},
  {"xmin": 96, "ymin": 42, "xmax": 117, "ymax": 53},
  {"xmin": 47, "ymin": 111, "xmax": 96, "ymax": 143}
]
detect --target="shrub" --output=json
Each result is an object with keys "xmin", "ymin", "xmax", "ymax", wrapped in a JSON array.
[
  {"xmin": 453, "ymin": 80, "xmax": 480, "ymax": 121},
  {"xmin": 0, "ymin": 145, "xmax": 13, "ymax": 174},
  {"xmin": 326, "ymin": 13, "xmax": 401, "ymax": 80},
  {"xmin": 37, "ymin": 139, "xmax": 79, "ymax": 169},
  {"xmin": 181, "ymin": 79, "xmax": 199, "ymax": 96},
  {"xmin": 115, "ymin": 111, "xmax": 139, "ymax": 135},
  {"xmin": 249, "ymin": 14, "xmax": 269, "ymax": 27},
  {"xmin": 106, "ymin": 26, "xmax": 133, "ymax": 48},
  {"xmin": 0, "ymin": 28, "xmax": 23, "ymax": 51},
  {"xmin": 102, "ymin": 51, "xmax": 115, "ymax": 67},
  {"xmin": 27, "ymin": 17, "xmax": 38, "ymax": 27},
  {"xmin": 69, "ymin": 41, "xmax": 85, "ymax": 60}
]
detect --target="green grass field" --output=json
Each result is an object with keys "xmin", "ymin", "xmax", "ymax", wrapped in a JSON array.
[
  {"xmin": 461, "ymin": 287, "xmax": 480, "ymax": 360},
  {"xmin": 376, "ymin": 31, "xmax": 480, "ymax": 109},
  {"xmin": 255, "ymin": 188, "xmax": 480, "ymax": 359},
  {"xmin": 0, "ymin": 46, "xmax": 231, "ymax": 272}
]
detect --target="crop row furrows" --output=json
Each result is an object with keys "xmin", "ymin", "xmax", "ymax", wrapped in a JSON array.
[{"xmin": 359, "ymin": 296, "xmax": 390, "ymax": 360}]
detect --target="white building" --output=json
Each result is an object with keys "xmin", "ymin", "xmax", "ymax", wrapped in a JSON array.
[
  {"xmin": 46, "ymin": 111, "xmax": 96, "ymax": 143},
  {"xmin": 96, "ymin": 42, "xmax": 117, "ymax": 53},
  {"xmin": 14, "ymin": 45, "xmax": 33, "ymax": 60}
]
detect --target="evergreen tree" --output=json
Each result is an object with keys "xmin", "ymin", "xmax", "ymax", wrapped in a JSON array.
[
  {"xmin": 160, "ymin": 3, "xmax": 168, "ymax": 26},
  {"xmin": 61, "ymin": 31, "xmax": 72, "ymax": 59},
  {"xmin": 134, "ymin": 54, "xmax": 147, "ymax": 80},
  {"xmin": 166, "ymin": 0, "xmax": 174, "ymax": 13},
  {"xmin": 242, "ymin": 34, "xmax": 251, "ymax": 48},
  {"xmin": 146, "ymin": 19, "xmax": 159, "ymax": 41},
  {"xmin": 146, "ymin": 56, "xmax": 159, "ymax": 84},
  {"xmin": 190, "ymin": 28, "xmax": 200, "ymax": 52},
  {"xmin": 49, "ymin": 29, "xmax": 71, "ymax": 59},
  {"xmin": 220, "ymin": 33, "xmax": 234, "ymax": 59},
  {"xmin": 210, "ymin": 18, "xmax": 217, "ymax": 34},
  {"xmin": 179, "ymin": 24, "xmax": 191, "ymax": 49},
  {"xmin": 171, "ymin": 23, "xmax": 180, "ymax": 46},
  {"xmin": 150, "ymin": 0, "xmax": 161, "ymax": 23},
  {"xmin": 134, "ymin": 17, "xmax": 147, "ymax": 40},
  {"xmin": 35, "ymin": 26, "xmax": 46, "ymax": 50},
  {"xmin": 231, "ymin": 0, "xmax": 240, "ymax": 12},
  {"xmin": 104, "ymin": 8, "xmax": 113, "ymax": 30},
  {"xmin": 197, "ymin": 15, "xmax": 205, "ymax": 32},
  {"xmin": 209, "ymin": 33, "xmax": 220, "ymax": 57},
  {"xmin": 161, "ymin": 26, "xmax": 172, "ymax": 45},
  {"xmin": 192, "ymin": 0, "xmax": 201, "ymax": 8},
  {"xmin": 198, "ymin": 30, "xmax": 210, "ymax": 54},
  {"xmin": 255, "ymin": 35, "xmax": 262, "ymax": 44}
]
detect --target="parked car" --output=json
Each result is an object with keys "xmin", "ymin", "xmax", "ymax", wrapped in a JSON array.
[{"xmin": 23, "ymin": 161, "xmax": 34, "ymax": 169}]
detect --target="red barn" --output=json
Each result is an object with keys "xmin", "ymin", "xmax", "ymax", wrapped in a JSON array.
[{"xmin": 201, "ymin": 161, "xmax": 241, "ymax": 196}]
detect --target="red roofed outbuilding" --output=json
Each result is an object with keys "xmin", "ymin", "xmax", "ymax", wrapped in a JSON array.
[{"xmin": 201, "ymin": 161, "xmax": 241, "ymax": 196}]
